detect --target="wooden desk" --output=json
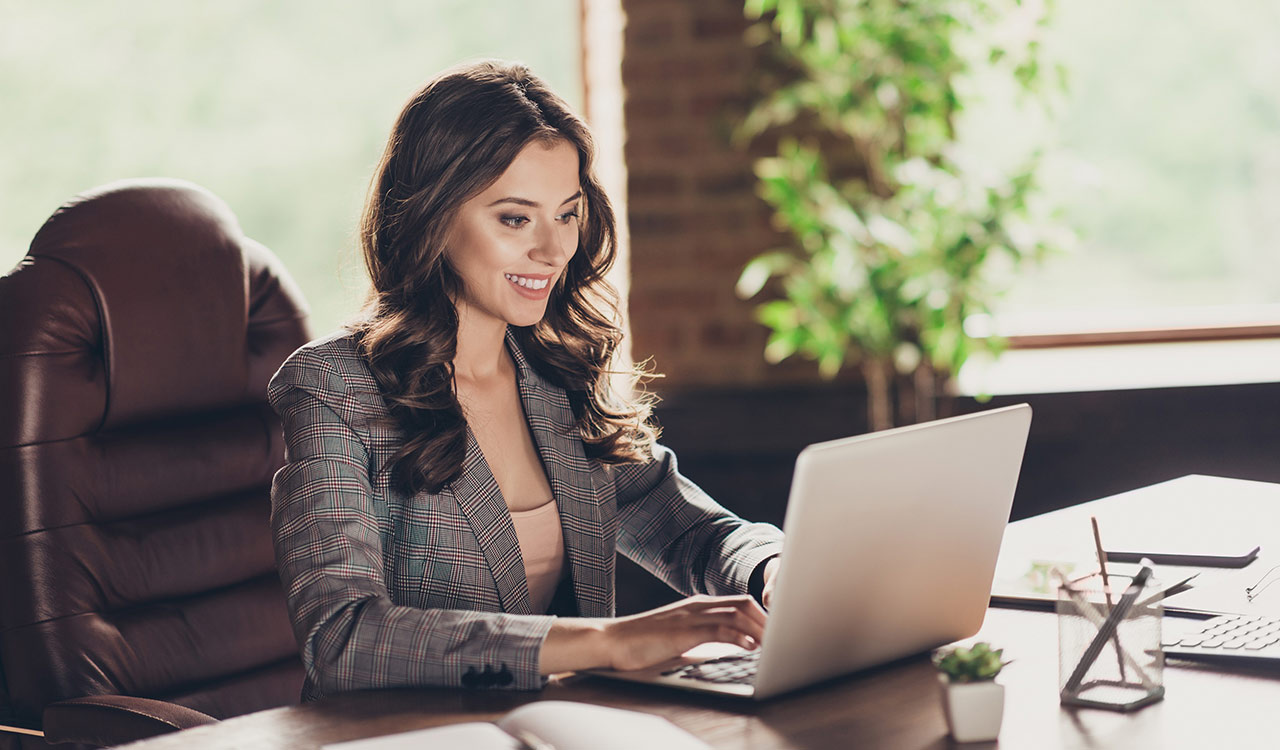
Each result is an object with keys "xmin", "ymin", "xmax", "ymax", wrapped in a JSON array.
[
  {"xmin": 116, "ymin": 477, "xmax": 1280, "ymax": 749},
  {"xmin": 115, "ymin": 606, "xmax": 1280, "ymax": 750}
]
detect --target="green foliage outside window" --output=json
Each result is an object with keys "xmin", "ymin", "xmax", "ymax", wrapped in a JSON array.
[{"xmin": 734, "ymin": 0, "xmax": 1064, "ymax": 430}]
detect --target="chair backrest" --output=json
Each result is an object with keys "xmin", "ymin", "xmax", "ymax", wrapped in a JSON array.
[{"xmin": 0, "ymin": 179, "xmax": 310, "ymax": 734}]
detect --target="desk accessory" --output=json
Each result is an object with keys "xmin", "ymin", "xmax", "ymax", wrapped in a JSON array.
[
  {"xmin": 1104, "ymin": 546, "xmax": 1260, "ymax": 568},
  {"xmin": 933, "ymin": 642, "xmax": 1009, "ymax": 743},
  {"xmin": 1163, "ymin": 613, "xmax": 1280, "ymax": 664},
  {"xmin": 1136, "ymin": 572, "xmax": 1198, "ymax": 608},
  {"xmin": 1057, "ymin": 567, "xmax": 1165, "ymax": 711},
  {"xmin": 1245, "ymin": 564, "xmax": 1280, "ymax": 601}
]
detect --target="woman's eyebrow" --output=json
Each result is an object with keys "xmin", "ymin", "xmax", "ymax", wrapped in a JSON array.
[{"xmin": 486, "ymin": 191, "xmax": 583, "ymax": 208}]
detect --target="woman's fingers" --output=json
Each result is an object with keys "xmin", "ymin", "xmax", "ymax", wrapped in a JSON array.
[
  {"xmin": 703, "ymin": 624, "xmax": 755, "ymax": 651},
  {"xmin": 696, "ymin": 605, "xmax": 766, "ymax": 643},
  {"xmin": 684, "ymin": 594, "xmax": 768, "ymax": 629},
  {"xmin": 605, "ymin": 595, "xmax": 771, "ymax": 671}
]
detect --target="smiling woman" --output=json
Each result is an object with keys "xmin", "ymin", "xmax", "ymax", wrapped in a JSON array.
[{"xmin": 266, "ymin": 60, "xmax": 786, "ymax": 700}]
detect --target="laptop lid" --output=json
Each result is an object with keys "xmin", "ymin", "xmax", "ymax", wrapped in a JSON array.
[{"xmin": 752, "ymin": 403, "xmax": 1032, "ymax": 698}]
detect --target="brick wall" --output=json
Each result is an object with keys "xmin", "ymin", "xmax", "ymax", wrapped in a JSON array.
[{"xmin": 620, "ymin": 0, "xmax": 820, "ymax": 392}]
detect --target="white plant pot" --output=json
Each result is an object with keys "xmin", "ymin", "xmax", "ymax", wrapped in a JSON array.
[{"xmin": 938, "ymin": 673, "xmax": 1005, "ymax": 743}]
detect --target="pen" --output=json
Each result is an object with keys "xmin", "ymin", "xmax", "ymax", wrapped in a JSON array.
[{"xmin": 1135, "ymin": 572, "xmax": 1199, "ymax": 609}]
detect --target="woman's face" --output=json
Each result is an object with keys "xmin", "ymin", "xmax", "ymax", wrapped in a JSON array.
[{"xmin": 448, "ymin": 138, "xmax": 581, "ymax": 329}]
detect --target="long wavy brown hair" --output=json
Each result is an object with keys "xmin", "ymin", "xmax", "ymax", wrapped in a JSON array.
[{"xmin": 354, "ymin": 60, "xmax": 657, "ymax": 495}]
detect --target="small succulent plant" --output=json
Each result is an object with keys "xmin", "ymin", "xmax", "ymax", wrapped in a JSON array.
[{"xmin": 933, "ymin": 642, "xmax": 1011, "ymax": 683}]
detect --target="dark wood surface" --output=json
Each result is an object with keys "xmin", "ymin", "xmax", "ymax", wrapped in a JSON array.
[{"xmin": 113, "ymin": 605, "xmax": 1280, "ymax": 750}]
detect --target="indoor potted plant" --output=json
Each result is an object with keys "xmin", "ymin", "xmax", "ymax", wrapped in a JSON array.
[
  {"xmin": 735, "ymin": 0, "xmax": 1064, "ymax": 431},
  {"xmin": 933, "ymin": 641, "xmax": 1011, "ymax": 743}
]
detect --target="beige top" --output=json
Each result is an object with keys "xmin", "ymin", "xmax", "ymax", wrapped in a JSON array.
[{"xmin": 509, "ymin": 499, "xmax": 566, "ymax": 614}]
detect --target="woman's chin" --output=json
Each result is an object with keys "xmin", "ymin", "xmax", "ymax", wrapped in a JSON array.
[{"xmin": 506, "ymin": 307, "xmax": 550, "ymax": 328}]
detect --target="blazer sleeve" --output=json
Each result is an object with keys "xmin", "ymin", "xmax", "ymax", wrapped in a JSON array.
[
  {"xmin": 613, "ymin": 443, "xmax": 784, "ymax": 598},
  {"xmin": 268, "ymin": 347, "xmax": 555, "ymax": 695}
]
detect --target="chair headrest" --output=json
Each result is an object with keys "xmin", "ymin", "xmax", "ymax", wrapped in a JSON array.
[{"xmin": 13, "ymin": 178, "xmax": 308, "ymax": 432}]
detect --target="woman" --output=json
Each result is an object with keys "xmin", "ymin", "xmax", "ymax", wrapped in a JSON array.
[{"xmin": 269, "ymin": 60, "xmax": 784, "ymax": 699}]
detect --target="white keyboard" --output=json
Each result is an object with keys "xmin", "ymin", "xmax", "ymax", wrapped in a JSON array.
[{"xmin": 1163, "ymin": 615, "xmax": 1280, "ymax": 663}]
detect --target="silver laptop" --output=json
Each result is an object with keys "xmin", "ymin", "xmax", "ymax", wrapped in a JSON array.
[{"xmin": 589, "ymin": 403, "xmax": 1032, "ymax": 699}]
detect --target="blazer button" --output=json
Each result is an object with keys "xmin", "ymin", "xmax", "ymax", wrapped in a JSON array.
[{"xmin": 461, "ymin": 667, "xmax": 480, "ymax": 689}]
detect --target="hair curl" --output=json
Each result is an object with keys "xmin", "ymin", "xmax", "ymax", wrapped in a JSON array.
[{"xmin": 353, "ymin": 60, "xmax": 658, "ymax": 495}]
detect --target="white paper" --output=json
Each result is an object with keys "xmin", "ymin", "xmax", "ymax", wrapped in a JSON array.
[
  {"xmin": 319, "ymin": 701, "xmax": 710, "ymax": 750},
  {"xmin": 495, "ymin": 701, "xmax": 710, "ymax": 750},
  {"xmin": 322, "ymin": 722, "xmax": 520, "ymax": 750}
]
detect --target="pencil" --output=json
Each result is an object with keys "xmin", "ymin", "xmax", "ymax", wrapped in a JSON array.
[
  {"xmin": 1090, "ymin": 515, "xmax": 1127, "ymax": 680},
  {"xmin": 1091, "ymin": 515, "xmax": 1112, "ymax": 593}
]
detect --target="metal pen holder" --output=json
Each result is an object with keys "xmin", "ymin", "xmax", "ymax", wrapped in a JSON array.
[{"xmin": 1056, "ymin": 572, "xmax": 1165, "ymax": 712}]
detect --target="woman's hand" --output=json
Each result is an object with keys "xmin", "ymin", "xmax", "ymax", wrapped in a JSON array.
[
  {"xmin": 540, "ymin": 595, "xmax": 767, "ymax": 675},
  {"xmin": 602, "ymin": 595, "xmax": 768, "ymax": 672}
]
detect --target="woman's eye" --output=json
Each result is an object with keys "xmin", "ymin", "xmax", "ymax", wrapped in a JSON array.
[
  {"xmin": 500, "ymin": 215, "xmax": 529, "ymax": 228},
  {"xmin": 557, "ymin": 210, "xmax": 580, "ymax": 224}
]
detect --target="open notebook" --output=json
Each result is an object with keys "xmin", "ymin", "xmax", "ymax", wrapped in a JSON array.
[{"xmin": 321, "ymin": 701, "xmax": 710, "ymax": 750}]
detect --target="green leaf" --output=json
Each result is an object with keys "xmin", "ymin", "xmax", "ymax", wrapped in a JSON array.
[
  {"xmin": 756, "ymin": 299, "xmax": 800, "ymax": 330},
  {"xmin": 743, "ymin": 0, "xmax": 776, "ymax": 20},
  {"xmin": 775, "ymin": 0, "xmax": 805, "ymax": 48},
  {"xmin": 763, "ymin": 328, "xmax": 803, "ymax": 363},
  {"xmin": 736, "ymin": 252, "xmax": 796, "ymax": 299},
  {"xmin": 817, "ymin": 347, "xmax": 844, "ymax": 379}
]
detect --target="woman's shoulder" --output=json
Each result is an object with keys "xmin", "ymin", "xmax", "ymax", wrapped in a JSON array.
[{"xmin": 270, "ymin": 329, "xmax": 381, "ymax": 400}]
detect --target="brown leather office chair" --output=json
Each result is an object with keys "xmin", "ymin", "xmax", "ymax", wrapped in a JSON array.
[{"xmin": 0, "ymin": 179, "xmax": 311, "ymax": 749}]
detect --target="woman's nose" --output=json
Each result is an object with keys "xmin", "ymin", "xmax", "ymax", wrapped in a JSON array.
[{"xmin": 530, "ymin": 220, "xmax": 574, "ymax": 265}]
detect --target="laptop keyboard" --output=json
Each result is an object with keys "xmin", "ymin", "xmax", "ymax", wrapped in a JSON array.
[
  {"xmin": 1163, "ymin": 615, "xmax": 1280, "ymax": 661},
  {"xmin": 661, "ymin": 650, "xmax": 761, "ymax": 685}
]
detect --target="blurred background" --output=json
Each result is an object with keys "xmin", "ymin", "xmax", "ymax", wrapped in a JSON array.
[
  {"xmin": 4, "ymin": 1, "xmax": 1280, "ymax": 601},
  {"xmin": 0, "ymin": 0, "xmax": 581, "ymax": 335}
]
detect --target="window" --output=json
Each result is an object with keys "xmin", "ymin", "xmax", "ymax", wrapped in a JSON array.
[
  {"xmin": 0, "ymin": 1, "xmax": 581, "ymax": 336},
  {"xmin": 959, "ymin": 0, "xmax": 1280, "ymax": 339}
]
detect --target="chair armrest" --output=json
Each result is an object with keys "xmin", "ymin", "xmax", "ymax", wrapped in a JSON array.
[{"xmin": 42, "ymin": 694, "xmax": 217, "ymax": 747}]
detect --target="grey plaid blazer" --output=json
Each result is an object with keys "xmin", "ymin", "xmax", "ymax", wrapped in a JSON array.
[{"xmin": 268, "ymin": 328, "xmax": 784, "ymax": 698}]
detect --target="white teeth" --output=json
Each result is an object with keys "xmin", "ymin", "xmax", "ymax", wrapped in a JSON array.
[{"xmin": 505, "ymin": 274, "xmax": 549, "ymax": 290}]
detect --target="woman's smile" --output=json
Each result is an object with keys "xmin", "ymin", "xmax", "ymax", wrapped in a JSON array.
[{"xmin": 504, "ymin": 272, "xmax": 554, "ymax": 299}]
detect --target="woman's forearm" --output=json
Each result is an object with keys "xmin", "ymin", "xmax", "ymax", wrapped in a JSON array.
[{"xmin": 539, "ymin": 618, "xmax": 610, "ymax": 674}]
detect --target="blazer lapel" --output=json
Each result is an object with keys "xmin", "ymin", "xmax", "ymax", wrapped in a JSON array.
[
  {"xmin": 507, "ymin": 330, "xmax": 616, "ymax": 618},
  {"xmin": 450, "ymin": 426, "xmax": 535, "ymax": 615}
]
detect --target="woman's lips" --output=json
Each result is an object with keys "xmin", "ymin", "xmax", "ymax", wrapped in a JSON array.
[{"xmin": 505, "ymin": 272, "xmax": 553, "ymax": 300}]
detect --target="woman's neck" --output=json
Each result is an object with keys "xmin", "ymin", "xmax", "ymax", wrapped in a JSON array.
[{"xmin": 452, "ymin": 301, "xmax": 510, "ymax": 383}]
